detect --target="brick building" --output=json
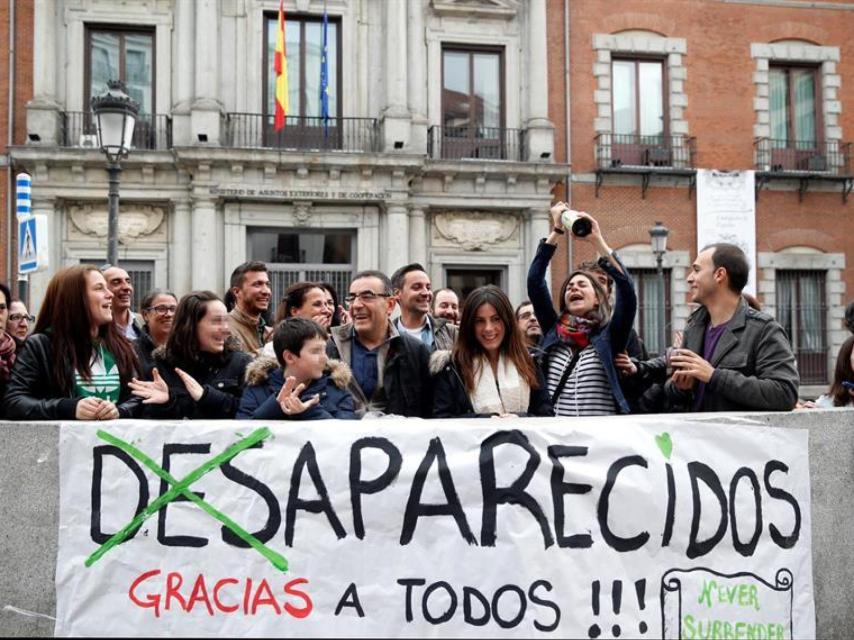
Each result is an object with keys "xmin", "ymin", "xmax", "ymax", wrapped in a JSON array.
[
  {"xmin": 0, "ymin": 1, "xmax": 34, "ymax": 290},
  {"xmin": 547, "ymin": 0, "xmax": 854, "ymax": 397}
]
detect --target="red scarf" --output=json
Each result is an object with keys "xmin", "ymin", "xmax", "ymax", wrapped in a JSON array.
[
  {"xmin": 0, "ymin": 331, "xmax": 16, "ymax": 383},
  {"xmin": 555, "ymin": 312, "xmax": 598, "ymax": 349}
]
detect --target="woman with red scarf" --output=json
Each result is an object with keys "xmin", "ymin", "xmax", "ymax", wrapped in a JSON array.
[{"xmin": 526, "ymin": 205, "xmax": 637, "ymax": 416}]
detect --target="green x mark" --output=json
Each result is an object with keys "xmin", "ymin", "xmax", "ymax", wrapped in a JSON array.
[{"xmin": 85, "ymin": 426, "xmax": 288, "ymax": 572}]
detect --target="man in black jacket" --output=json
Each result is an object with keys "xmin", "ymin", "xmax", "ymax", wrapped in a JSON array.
[
  {"xmin": 327, "ymin": 270, "xmax": 432, "ymax": 418},
  {"xmin": 665, "ymin": 243, "xmax": 798, "ymax": 412}
]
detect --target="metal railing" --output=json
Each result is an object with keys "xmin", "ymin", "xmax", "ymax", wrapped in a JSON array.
[
  {"xmin": 224, "ymin": 113, "xmax": 379, "ymax": 152},
  {"xmin": 427, "ymin": 125, "xmax": 525, "ymax": 161},
  {"xmin": 595, "ymin": 133, "xmax": 697, "ymax": 170},
  {"xmin": 61, "ymin": 111, "xmax": 172, "ymax": 150},
  {"xmin": 754, "ymin": 138, "xmax": 851, "ymax": 176}
]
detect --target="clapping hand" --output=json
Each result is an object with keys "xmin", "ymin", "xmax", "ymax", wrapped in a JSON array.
[
  {"xmin": 175, "ymin": 368, "xmax": 204, "ymax": 401},
  {"xmin": 129, "ymin": 368, "xmax": 171, "ymax": 405},
  {"xmin": 277, "ymin": 376, "xmax": 320, "ymax": 417}
]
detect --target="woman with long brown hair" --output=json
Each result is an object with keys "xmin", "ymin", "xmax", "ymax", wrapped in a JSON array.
[
  {"xmin": 4, "ymin": 265, "xmax": 140, "ymax": 420},
  {"xmin": 129, "ymin": 291, "xmax": 252, "ymax": 419},
  {"xmin": 430, "ymin": 285, "xmax": 552, "ymax": 418}
]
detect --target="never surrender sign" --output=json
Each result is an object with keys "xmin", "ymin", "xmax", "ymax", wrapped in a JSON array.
[{"xmin": 55, "ymin": 417, "xmax": 815, "ymax": 637}]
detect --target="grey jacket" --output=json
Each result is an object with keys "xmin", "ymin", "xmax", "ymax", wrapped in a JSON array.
[
  {"xmin": 432, "ymin": 316, "xmax": 458, "ymax": 352},
  {"xmin": 665, "ymin": 299, "xmax": 799, "ymax": 412}
]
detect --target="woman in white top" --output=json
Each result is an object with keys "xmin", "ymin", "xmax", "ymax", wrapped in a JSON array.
[{"xmin": 430, "ymin": 285, "xmax": 553, "ymax": 418}]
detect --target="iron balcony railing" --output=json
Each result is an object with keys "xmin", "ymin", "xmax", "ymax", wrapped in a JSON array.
[
  {"xmin": 61, "ymin": 111, "xmax": 172, "ymax": 151},
  {"xmin": 754, "ymin": 138, "xmax": 851, "ymax": 176},
  {"xmin": 427, "ymin": 125, "xmax": 526, "ymax": 161},
  {"xmin": 224, "ymin": 113, "xmax": 380, "ymax": 152},
  {"xmin": 595, "ymin": 133, "xmax": 697, "ymax": 170}
]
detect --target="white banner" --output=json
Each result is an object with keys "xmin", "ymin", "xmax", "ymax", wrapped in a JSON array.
[
  {"xmin": 56, "ymin": 417, "xmax": 814, "ymax": 638},
  {"xmin": 696, "ymin": 169, "xmax": 757, "ymax": 296}
]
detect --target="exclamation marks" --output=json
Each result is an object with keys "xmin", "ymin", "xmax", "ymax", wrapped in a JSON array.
[
  {"xmin": 635, "ymin": 579, "xmax": 648, "ymax": 634},
  {"xmin": 588, "ymin": 580, "xmax": 601, "ymax": 639},
  {"xmin": 587, "ymin": 579, "xmax": 648, "ymax": 638}
]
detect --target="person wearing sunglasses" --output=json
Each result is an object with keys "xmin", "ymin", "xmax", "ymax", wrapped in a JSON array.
[
  {"xmin": 326, "ymin": 270, "xmax": 432, "ymax": 418},
  {"xmin": 135, "ymin": 290, "xmax": 179, "ymax": 375},
  {"xmin": 6, "ymin": 300, "xmax": 33, "ymax": 341}
]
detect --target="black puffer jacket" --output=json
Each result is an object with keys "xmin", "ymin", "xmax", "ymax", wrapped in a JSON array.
[
  {"xmin": 429, "ymin": 350, "xmax": 554, "ymax": 419},
  {"xmin": 3, "ymin": 333, "xmax": 141, "ymax": 420},
  {"xmin": 141, "ymin": 345, "xmax": 252, "ymax": 419}
]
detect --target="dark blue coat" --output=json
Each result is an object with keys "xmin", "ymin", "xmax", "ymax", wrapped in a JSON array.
[
  {"xmin": 236, "ymin": 356, "xmax": 357, "ymax": 420},
  {"xmin": 526, "ymin": 240, "xmax": 637, "ymax": 414}
]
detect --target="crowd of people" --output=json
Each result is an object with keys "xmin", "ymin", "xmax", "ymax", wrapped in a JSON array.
[{"xmin": 1, "ymin": 205, "xmax": 852, "ymax": 421}]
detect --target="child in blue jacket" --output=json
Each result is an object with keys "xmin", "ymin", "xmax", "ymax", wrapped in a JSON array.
[{"xmin": 237, "ymin": 317, "xmax": 357, "ymax": 420}]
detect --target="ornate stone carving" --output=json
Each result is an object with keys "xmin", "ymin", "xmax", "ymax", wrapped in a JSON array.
[
  {"xmin": 67, "ymin": 203, "xmax": 166, "ymax": 241},
  {"xmin": 434, "ymin": 211, "xmax": 519, "ymax": 251},
  {"xmin": 293, "ymin": 202, "xmax": 312, "ymax": 225}
]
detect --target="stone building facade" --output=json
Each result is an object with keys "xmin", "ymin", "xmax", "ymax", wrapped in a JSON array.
[
  {"xmin": 14, "ymin": 0, "xmax": 563, "ymax": 313},
  {"xmin": 547, "ymin": 0, "xmax": 854, "ymax": 396}
]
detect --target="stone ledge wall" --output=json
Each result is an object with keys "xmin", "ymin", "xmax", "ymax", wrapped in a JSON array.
[{"xmin": 0, "ymin": 410, "xmax": 851, "ymax": 637}]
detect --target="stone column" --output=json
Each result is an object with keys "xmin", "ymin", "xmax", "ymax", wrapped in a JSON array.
[
  {"xmin": 170, "ymin": 201, "xmax": 193, "ymax": 296},
  {"xmin": 191, "ymin": 0, "xmax": 223, "ymax": 144},
  {"xmin": 381, "ymin": 0, "xmax": 411, "ymax": 151},
  {"xmin": 524, "ymin": 0, "xmax": 554, "ymax": 161},
  {"xmin": 27, "ymin": 0, "xmax": 60, "ymax": 144},
  {"xmin": 384, "ymin": 204, "xmax": 410, "ymax": 273},
  {"xmin": 408, "ymin": 206, "xmax": 427, "ymax": 267},
  {"xmin": 171, "ymin": 0, "xmax": 195, "ymax": 146},
  {"xmin": 407, "ymin": 0, "xmax": 428, "ymax": 154},
  {"xmin": 191, "ymin": 197, "xmax": 219, "ymax": 291}
]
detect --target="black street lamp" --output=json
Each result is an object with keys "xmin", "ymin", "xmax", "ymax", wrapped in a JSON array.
[
  {"xmin": 91, "ymin": 80, "xmax": 139, "ymax": 266},
  {"xmin": 649, "ymin": 221, "xmax": 670, "ymax": 355}
]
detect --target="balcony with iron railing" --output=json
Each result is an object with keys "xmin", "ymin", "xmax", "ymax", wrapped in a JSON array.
[
  {"xmin": 595, "ymin": 133, "xmax": 697, "ymax": 171},
  {"xmin": 61, "ymin": 111, "xmax": 172, "ymax": 151},
  {"xmin": 594, "ymin": 133, "xmax": 697, "ymax": 197},
  {"xmin": 427, "ymin": 125, "xmax": 526, "ymax": 161},
  {"xmin": 754, "ymin": 138, "xmax": 853, "ymax": 202},
  {"xmin": 224, "ymin": 113, "xmax": 380, "ymax": 152}
]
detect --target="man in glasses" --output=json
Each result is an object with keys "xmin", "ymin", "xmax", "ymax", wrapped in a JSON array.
[
  {"xmin": 6, "ymin": 301, "xmax": 34, "ymax": 341},
  {"xmin": 327, "ymin": 270, "xmax": 432, "ymax": 417},
  {"xmin": 101, "ymin": 265, "xmax": 144, "ymax": 340}
]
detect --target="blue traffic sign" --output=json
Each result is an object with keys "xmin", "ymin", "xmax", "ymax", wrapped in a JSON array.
[{"xmin": 18, "ymin": 217, "xmax": 39, "ymax": 273}]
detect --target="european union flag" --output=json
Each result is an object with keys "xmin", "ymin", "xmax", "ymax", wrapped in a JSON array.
[{"xmin": 320, "ymin": 8, "xmax": 329, "ymax": 136}]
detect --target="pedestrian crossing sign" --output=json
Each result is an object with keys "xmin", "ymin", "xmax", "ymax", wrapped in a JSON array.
[{"xmin": 18, "ymin": 215, "xmax": 48, "ymax": 274}]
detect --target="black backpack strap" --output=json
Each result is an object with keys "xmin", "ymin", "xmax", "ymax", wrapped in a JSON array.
[{"xmin": 550, "ymin": 349, "xmax": 581, "ymax": 406}]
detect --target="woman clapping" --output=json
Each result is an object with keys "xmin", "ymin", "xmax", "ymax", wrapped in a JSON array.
[{"xmin": 130, "ymin": 291, "xmax": 251, "ymax": 419}]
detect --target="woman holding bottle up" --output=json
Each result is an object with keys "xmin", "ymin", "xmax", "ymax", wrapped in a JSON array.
[{"xmin": 526, "ymin": 203, "xmax": 637, "ymax": 416}]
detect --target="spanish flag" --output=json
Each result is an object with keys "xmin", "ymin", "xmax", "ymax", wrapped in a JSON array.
[{"xmin": 274, "ymin": 0, "xmax": 288, "ymax": 130}]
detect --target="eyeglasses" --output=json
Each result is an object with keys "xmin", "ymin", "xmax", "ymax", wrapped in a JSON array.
[
  {"xmin": 8, "ymin": 313, "xmax": 34, "ymax": 323},
  {"xmin": 145, "ymin": 304, "xmax": 178, "ymax": 316},
  {"xmin": 343, "ymin": 291, "xmax": 392, "ymax": 304}
]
